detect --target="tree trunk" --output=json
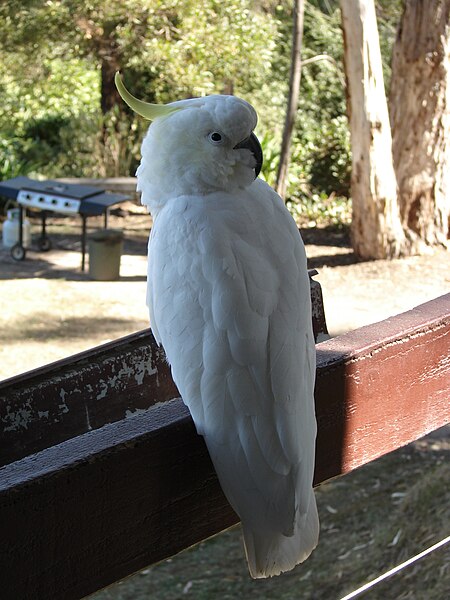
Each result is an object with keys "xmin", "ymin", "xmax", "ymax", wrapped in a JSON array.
[
  {"xmin": 390, "ymin": 0, "xmax": 450, "ymax": 252},
  {"xmin": 100, "ymin": 55, "xmax": 122, "ymax": 115},
  {"xmin": 98, "ymin": 23, "xmax": 122, "ymax": 116},
  {"xmin": 275, "ymin": 0, "xmax": 305, "ymax": 200},
  {"xmin": 340, "ymin": 0, "xmax": 406, "ymax": 259}
]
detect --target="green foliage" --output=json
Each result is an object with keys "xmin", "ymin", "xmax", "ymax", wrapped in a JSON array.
[
  {"xmin": 254, "ymin": 1, "xmax": 351, "ymax": 207},
  {"xmin": 287, "ymin": 192, "xmax": 351, "ymax": 228},
  {"xmin": 0, "ymin": 54, "xmax": 101, "ymax": 176},
  {"xmin": 291, "ymin": 3, "xmax": 350, "ymax": 200},
  {"xmin": 21, "ymin": 114, "xmax": 72, "ymax": 165},
  {"xmin": 258, "ymin": 131, "xmax": 281, "ymax": 188},
  {"xmin": 307, "ymin": 115, "xmax": 351, "ymax": 197},
  {"xmin": 0, "ymin": 136, "xmax": 39, "ymax": 180},
  {"xmin": 0, "ymin": 0, "xmax": 403, "ymax": 223},
  {"xmin": 153, "ymin": 0, "xmax": 277, "ymax": 100},
  {"xmin": 0, "ymin": 0, "xmax": 280, "ymax": 178},
  {"xmin": 0, "ymin": 59, "xmax": 98, "ymax": 130}
]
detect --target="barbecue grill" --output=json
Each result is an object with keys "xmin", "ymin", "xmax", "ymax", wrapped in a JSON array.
[{"xmin": 0, "ymin": 176, "xmax": 129, "ymax": 270}]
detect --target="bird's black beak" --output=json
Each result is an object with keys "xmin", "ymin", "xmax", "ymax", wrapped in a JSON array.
[{"xmin": 234, "ymin": 132, "xmax": 263, "ymax": 179}]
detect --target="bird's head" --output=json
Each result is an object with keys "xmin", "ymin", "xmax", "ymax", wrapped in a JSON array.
[{"xmin": 115, "ymin": 73, "xmax": 263, "ymax": 212}]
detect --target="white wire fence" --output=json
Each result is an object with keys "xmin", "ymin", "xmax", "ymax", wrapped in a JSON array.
[{"xmin": 339, "ymin": 535, "xmax": 450, "ymax": 600}]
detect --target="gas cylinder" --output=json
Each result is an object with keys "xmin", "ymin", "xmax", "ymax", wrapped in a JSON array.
[{"xmin": 2, "ymin": 208, "xmax": 32, "ymax": 248}]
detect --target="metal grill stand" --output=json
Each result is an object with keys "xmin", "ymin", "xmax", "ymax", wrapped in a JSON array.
[{"xmin": 0, "ymin": 176, "xmax": 129, "ymax": 270}]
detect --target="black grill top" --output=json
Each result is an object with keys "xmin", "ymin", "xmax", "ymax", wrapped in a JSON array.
[{"xmin": 0, "ymin": 176, "xmax": 129, "ymax": 216}]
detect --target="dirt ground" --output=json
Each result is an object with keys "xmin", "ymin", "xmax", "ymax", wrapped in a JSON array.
[{"xmin": 0, "ymin": 207, "xmax": 449, "ymax": 381}]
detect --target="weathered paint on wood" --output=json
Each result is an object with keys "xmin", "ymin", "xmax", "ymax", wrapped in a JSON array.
[
  {"xmin": 0, "ymin": 294, "xmax": 448, "ymax": 600},
  {"xmin": 0, "ymin": 330, "xmax": 178, "ymax": 468}
]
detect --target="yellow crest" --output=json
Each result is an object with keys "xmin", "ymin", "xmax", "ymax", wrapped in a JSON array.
[{"xmin": 115, "ymin": 73, "xmax": 181, "ymax": 120}]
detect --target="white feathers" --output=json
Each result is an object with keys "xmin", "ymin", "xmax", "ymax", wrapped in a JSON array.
[{"xmin": 139, "ymin": 95, "xmax": 319, "ymax": 578}]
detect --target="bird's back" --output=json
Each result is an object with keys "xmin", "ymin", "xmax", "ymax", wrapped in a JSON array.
[{"xmin": 147, "ymin": 178, "xmax": 318, "ymax": 577}]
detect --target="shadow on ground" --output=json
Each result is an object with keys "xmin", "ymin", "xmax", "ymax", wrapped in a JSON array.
[
  {"xmin": 0, "ymin": 229, "xmax": 148, "ymax": 281},
  {"xmin": 0, "ymin": 314, "xmax": 141, "ymax": 344}
]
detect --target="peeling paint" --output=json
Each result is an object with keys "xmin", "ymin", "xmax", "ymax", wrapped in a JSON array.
[
  {"xmin": 85, "ymin": 405, "xmax": 92, "ymax": 431},
  {"xmin": 132, "ymin": 358, "xmax": 157, "ymax": 386},
  {"xmin": 3, "ymin": 408, "xmax": 32, "ymax": 432},
  {"xmin": 125, "ymin": 408, "xmax": 150, "ymax": 418},
  {"xmin": 108, "ymin": 375, "xmax": 119, "ymax": 388},
  {"xmin": 91, "ymin": 357, "xmax": 157, "ymax": 401},
  {"xmin": 96, "ymin": 381, "xmax": 109, "ymax": 401},
  {"xmin": 58, "ymin": 388, "xmax": 69, "ymax": 414},
  {"xmin": 418, "ymin": 352, "xmax": 450, "ymax": 383},
  {"xmin": 347, "ymin": 322, "xmax": 448, "ymax": 365}
]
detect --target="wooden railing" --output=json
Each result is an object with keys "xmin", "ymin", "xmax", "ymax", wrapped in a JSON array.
[{"xmin": 0, "ymin": 292, "xmax": 448, "ymax": 600}]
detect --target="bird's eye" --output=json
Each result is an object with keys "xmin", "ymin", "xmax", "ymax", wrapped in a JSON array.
[{"xmin": 208, "ymin": 132, "xmax": 224, "ymax": 144}]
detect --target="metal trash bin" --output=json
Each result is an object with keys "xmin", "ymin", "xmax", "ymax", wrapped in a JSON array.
[{"xmin": 88, "ymin": 229, "xmax": 123, "ymax": 281}]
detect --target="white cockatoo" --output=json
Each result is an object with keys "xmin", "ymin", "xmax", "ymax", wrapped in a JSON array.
[{"xmin": 116, "ymin": 73, "xmax": 319, "ymax": 578}]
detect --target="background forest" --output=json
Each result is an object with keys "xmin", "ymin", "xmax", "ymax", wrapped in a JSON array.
[{"xmin": 0, "ymin": 0, "xmax": 402, "ymax": 226}]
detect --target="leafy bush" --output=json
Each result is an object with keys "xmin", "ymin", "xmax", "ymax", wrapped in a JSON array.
[
  {"xmin": 308, "ymin": 114, "xmax": 351, "ymax": 197},
  {"xmin": 19, "ymin": 114, "xmax": 72, "ymax": 171},
  {"xmin": 0, "ymin": 135, "xmax": 39, "ymax": 180},
  {"xmin": 287, "ymin": 193, "xmax": 351, "ymax": 228},
  {"xmin": 258, "ymin": 131, "xmax": 281, "ymax": 188}
]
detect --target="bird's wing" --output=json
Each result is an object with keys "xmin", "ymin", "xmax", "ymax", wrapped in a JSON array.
[{"xmin": 147, "ymin": 178, "xmax": 316, "ymax": 537}]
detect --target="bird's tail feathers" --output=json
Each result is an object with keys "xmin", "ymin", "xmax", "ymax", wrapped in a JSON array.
[{"xmin": 242, "ymin": 492, "xmax": 319, "ymax": 579}]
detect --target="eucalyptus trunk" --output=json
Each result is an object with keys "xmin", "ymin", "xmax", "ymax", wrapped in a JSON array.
[
  {"xmin": 340, "ymin": 0, "xmax": 406, "ymax": 259},
  {"xmin": 390, "ymin": 0, "xmax": 450, "ymax": 252}
]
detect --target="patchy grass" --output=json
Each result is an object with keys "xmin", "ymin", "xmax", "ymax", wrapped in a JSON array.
[{"xmin": 92, "ymin": 433, "xmax": 450, "ymax": 600}]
